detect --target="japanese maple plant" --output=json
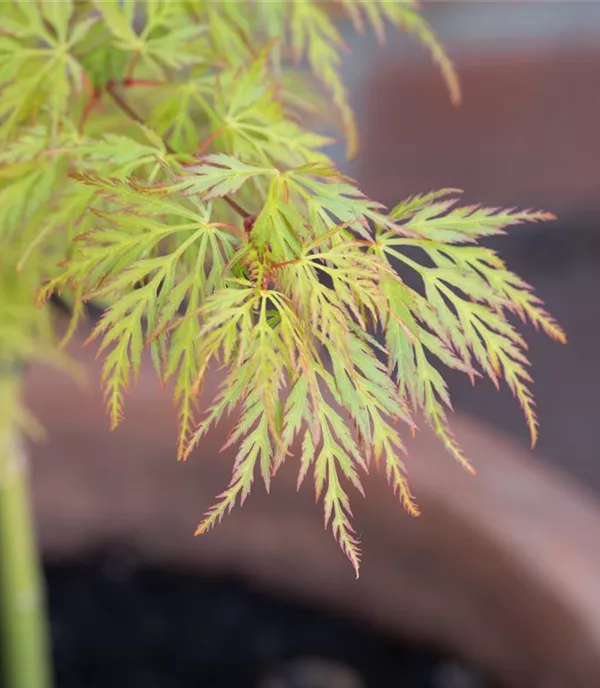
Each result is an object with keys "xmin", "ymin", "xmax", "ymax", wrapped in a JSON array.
[{"xmin": 0, "ymin": 2, "xmax": 565, "ymax": 687}]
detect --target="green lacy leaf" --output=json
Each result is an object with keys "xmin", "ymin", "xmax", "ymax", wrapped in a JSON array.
[{"xmin": 1, "ymin": 0, "xmax": 565, "ymax": 577}]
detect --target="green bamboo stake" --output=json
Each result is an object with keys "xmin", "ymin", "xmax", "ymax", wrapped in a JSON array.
[{"xmin": 0, "ymin": 375, "xmax": 52, "ymax": 688}]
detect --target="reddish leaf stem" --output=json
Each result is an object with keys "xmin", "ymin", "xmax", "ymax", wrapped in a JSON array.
[{"xmin": 105, "ymin": 82, "xmax": 251, "ymax": 219}]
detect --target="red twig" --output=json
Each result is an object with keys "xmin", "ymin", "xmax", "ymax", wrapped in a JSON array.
[
  {"xmin": 223, "ymin": 195, "xmax": 249, "ymax": 219},
  {"xmin": 196, "ymin": 125, "xmax": 227, "ymax": 157},
  {"xmin": 122, "ymin": 78, "xmax": 167, "ymax": 88},
  {"xmin": 79, "ymin": 72, "xmax": 100, "ymax": 132},
  {"xmin": 78, "ymin": 92, "xmax": 99, "ymax": 133}
]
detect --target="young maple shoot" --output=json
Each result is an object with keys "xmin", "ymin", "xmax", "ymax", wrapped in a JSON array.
[{"xmin": 1, "ymin": 0, "xmax": 565, "ymax": 576}]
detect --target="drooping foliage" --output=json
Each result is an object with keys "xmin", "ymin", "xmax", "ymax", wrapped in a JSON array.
[{"xmin": 0, "ymin": 0, "xmax": 565, "ymax": 575}]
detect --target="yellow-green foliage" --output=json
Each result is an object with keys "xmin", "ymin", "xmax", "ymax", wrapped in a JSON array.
[{"xmin": 1, "ymin": 0, "xmax": 565, "ymax": 575}]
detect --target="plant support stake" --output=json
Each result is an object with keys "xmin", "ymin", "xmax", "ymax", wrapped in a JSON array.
[{"xmin": 0, "ymin": 376, "xmax": 52, "ymax": 688}]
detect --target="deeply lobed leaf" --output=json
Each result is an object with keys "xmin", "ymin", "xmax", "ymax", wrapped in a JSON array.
[{"xmin": 0, "ymin": 0, "xmax": 566, "ymax": 576}]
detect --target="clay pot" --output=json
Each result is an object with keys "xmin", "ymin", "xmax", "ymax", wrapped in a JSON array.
[{"xmin": 26, "ymin": 331, "xmax": 600, "ymax": 688}]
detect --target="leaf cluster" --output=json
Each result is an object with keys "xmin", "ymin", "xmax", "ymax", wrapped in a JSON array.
[{"xmin": 0, "ymin": 0, "xmax": 565, "ymax": 575}]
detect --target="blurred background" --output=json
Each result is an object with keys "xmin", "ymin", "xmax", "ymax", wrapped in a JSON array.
[
  {"xmin": 15, "ymin": 3, "xmax": 600, "ymax": 688},
  {"xmin": 345, "ymin": 0, "xmax": 600, "ymax": 491}
]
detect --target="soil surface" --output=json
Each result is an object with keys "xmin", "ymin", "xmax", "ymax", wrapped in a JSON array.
[{"xmin": 24, "ymin": 552, "xmax": 495, "ymax": 688}]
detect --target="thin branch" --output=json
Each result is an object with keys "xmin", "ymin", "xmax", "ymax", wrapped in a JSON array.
[
  {"xmin": 122, "ymin": 78, "xmax": 167, "ymax": 88},
  {"xmin": 125, "ymin": 50, "xmax": 141, "ymax": 82},
  {"xmin": 106, "ymin": 82, "xmax": 166, "ymax": 144},
  {"xmin": 222, "ymin": 194, "xmax": 250, "ymax": 218},
  {"xmin": 78, "ymin": 90, "xmax": 99, "ymax": 133},
  {"xmin": 106, "ymin": 82, "xmax": 251, "ymax": 219}
]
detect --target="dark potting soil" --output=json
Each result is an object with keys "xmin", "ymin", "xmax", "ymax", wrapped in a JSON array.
[{"xmin": 19, "ymin": 552, "xmax": 496, "ymax": 688}]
